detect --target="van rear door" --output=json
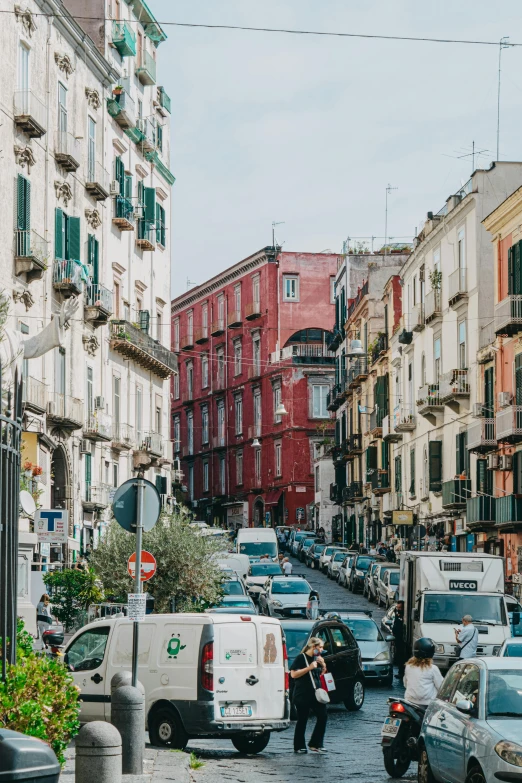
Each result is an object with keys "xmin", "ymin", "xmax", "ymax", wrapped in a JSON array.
[{"xmin": 213, "ymin": 619, "xmax": 284, "ymax": 721}]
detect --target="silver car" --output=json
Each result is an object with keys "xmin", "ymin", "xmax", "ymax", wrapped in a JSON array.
[
  {"xmin": 324, "ymin": 610, "xmax": 393, "ymax": 685},
  {"xmin": 338, "ymin": 554, "xmax": 356, "ymax": 587},
  {"xmin": 419, "ymin": 658, "xmax": 522, "ymax": 783},
  {"xmin": 377, "ymin": 565, "xmax": 400, "ymax": 608},
  {"xmin": 497, "ymin": 638, "xmax": 522, "ymax": 657},
  {"xmin": 258, "ymin": 576, "xmax": 313, "ymax": 618},
  {"xmin": 328, "ymin": 550, "xmax": 349, "ymax": 580}
]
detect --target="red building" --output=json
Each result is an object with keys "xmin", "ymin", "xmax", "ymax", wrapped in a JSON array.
[{"xmin": 171, "ymin": 246, "xmax": 340, "ymax": 528}]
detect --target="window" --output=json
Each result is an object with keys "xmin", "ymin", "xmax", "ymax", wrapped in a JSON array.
[
  {"xmin": 186, "ymin": 361, "xmax": 193, "ymax": 399},
  {"xmin": 113, "ymin": 375, "xmax": 121, "ymax": 427},
  {"xmin": 84, "ymin": 451, "xmax": 91, "ymax": 501},
  {"xmin": 421, "ymin": 353, "xmax": 426, "ymax": 387},
  {"xmin": 86, "ymin": 366, "xmax": 93, "ymax": 418},
  {"xmin": 173, "ymin": 318, "xmax": 180, "ymax": 351},
  {"xmin": 253, "ymin": 389, "xmax": 262, "ymax": 436},
  {"xmin": 58, "ymin": 82, "xmax": 67, "ymax": 133},
  {"xmin": 255, "ymin": 448, "xmax": 261, "ymax": 485},
  {"xmin": 315, "ymin": 465, "xmax": 320, "ymax": 491},
  {"xmin": 452, "ymin": 664, "xmax": 479, "ymax": 709},
  {"xmin": 87, "ymin": 235, "xmax": 99, "ymax": 284},
  {"xmin": 395, "ymin": 455, "xmax": 402, "ymax": 494},
  {"xmin": 456, "ymin": 431, "xmax": 470, "ymax": 477},
  {"xmin": 217, "ymin": 400, "xmax": 225, "ymax": 444},
  {"xmin": 188, "ymin": 465, "xmax": 194, "ymax": 501},
  {"xmin": 219, "ymin": 456, "xmax": 226, "ymax": 495},
  {"xmin": 123, "ymin": 301, "xmax": 130, "ymax": 322},
  {"xmin": 275, "ymin": 442, "xmax": 282, "ymax": 477},
  {"xmin": 202, "ymin": 304, "xmax": 208, "ymax": 330},
  {"xmin": 16, "ymin": 175, "xmax": 31, "ymax": 257},
  {"xmin": 201, "ymin": 406, "xmax": 209, "ymax": 445},
  {"xmin": 312, "ymin": 384, "xmax": 328, "ymax": 418},
  {"xmin": 252, "ymin": 333, "xmax": 261, "ymax": 375},
  {"xmin": 65, "ymin": 627, "xmax": 110, "ymax": 671},
  {"xmin": 201, "ymin": 354, "xmax": 209, "ymax": 389},
  {"xmin": 236, "ymin": 450, "xmax": 243, "ymax": 485},
  {"xmin": 409, "ymin": 447, "xmax": 416, "ymax": 498},
  {"xmin": 113, "ymin": 462, "xmax": 119, "ymax": 488},
  {"xmin": 234, "ymin": 284, "xmax": 241, "ymax": 313},
  {"xmin": 330, "ymin": 626, "xmax": 355, "ymax": 652},
  {"xmin": 173, "ymin": 372, "xmax": 179, "ymax": 400},
  {"xmin": 217, "ymin": 294, "xmax": 224, "ymax": 324},
  {"xmin": 187, "ymin": 411, "xmax": 194, "ymax": 455},
  {"xmin": 235, "ymin": 396, "xmax": 243, "ymax": 435},
  {"xmin": 422, "ymin": 447, "xmax": 428, "ymax": 499},
  {"xmin": 273, "ymin": 383, "xmax": 282, "ymax": 424},
  {"xmin": 87, "ymin": 116, "xmax": 96, "ymax": 182},
  {"xmin": 156, "ymin": 123, "xmax": 163, "ymax": 153},
  {"xmin": 252, "ymin": 274, "xmax": 260, "ymax": 307},
  {"xmin": 438, "ymin": 664, "xmax": 463, "ymax": 703},
  {"xmin": 18, "ymin": 42, "xmax": 29, "ymax": 92},
  {"xmin": 55, "ymin": 208, "xmax": 81, "ymax": 264},
  {"xmin": 330, "ymin": 276, "xmax": 336, "ymax": 303},
  {"xmin": 136, "ymin": 384, "xmax": 143, "ymax": 445},
  {"xmin": 217, "ymin": 348, "xmax": 225, "ymax": 388},
  {"xmin": 429, "ymin": 440, "xmax": 442, "ymax": 492},
  {"xmin": 458, "ymin": 320, "xmax": 467, "ymax": 370},
  {"xmin": 234, "ymin": 340, "xmax": 242, "ymax": 376},
  {"xmin": 434, "ymin": 336, "xmax": 441, "ymax": 383},
  {"xmin": 173, "ymin": 416, "xmax": 181, "ymax": 453},
  {"xmin": 458, "ymin": 227, "xmax": 466, "ymax": 273},
  {"xmin": 283, "ymin": 275, "xmax": 299, "ymax": 301},
  {"xmin": 156, "ymin": 309, "xmax": 162, "ymax": 342},
  {"xmin": 155, "ymin": 394, "xmax": 162, "ymax": 434},
  {"xmin": 203, "ymin": 461, "xmax": 209, "ymax": 492}
]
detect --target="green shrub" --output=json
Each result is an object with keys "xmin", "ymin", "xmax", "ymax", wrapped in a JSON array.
[{"xmin": 43, "ymin": 567, "xmax": 104, "ymax": 631}]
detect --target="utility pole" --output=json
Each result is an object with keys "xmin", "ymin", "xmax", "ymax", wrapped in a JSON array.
[
  {"xmin": 384, "ymin": 184, "xmax": 398, "ymax": 257},
  {"xmin": 497, "ymin": 37, "xmax": 512, "ymax": 161}
]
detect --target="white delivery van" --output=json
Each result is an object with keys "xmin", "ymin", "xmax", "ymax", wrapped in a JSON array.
[
  {"xmin": 213, "ymin": 552, "xmax": 250, "ymax": 581},
  {"xmin": 63, "ymin": 613, "xmax": 289, "ymax": 753},
  {"xmin": 237, "ymin": 528, "xmax": 278, "ymax": 561},
  {"xmin": 400, "ymin": 551, "xmax": 512, "ymax": 670}
]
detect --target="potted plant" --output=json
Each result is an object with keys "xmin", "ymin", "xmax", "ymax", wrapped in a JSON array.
[
  {"xmin": 113, "ymin": 84, "xmax": 123, "ymax": 96},
  {"xmin": 429, "ymin": 269, "xmax": 442, "ymax": 290}
]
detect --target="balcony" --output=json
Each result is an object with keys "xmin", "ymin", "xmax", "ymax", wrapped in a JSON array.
[
  {"xmin": 448, "ymin": 267, "xmax": 467, "ymax": 307},
  {"xmin": 142, "ymin": 432, "xmax": 163, "ymax": 458},
  {"xmin": 136, "ymin": 50, "xmax": 157, "ymax": 85},
  {"xmin": 467, "ymin": 417, "xmax": 496, "ymax": 453},
  {"xmin": 330, "ymin": 483, "xmax": 340, "ymax": 503},
  {"xmin": 53, "ymin": 259, "xmax": 84, "ymax": 297},
  {"xmin": 112, "ymin": 20, "xmax": 136, "ymax": 56},
  {"xmin": 14, "ymin": 229, "xmax": 48, "ymax": 282},
  {"xmin": 411, "ymin": 303, "xmax": 425, "ymax": 332},
  {"xmin": 85, "ymin": 284, "xmax": 113, "ymax": 327},
  {"xmin": 495, "ymin": 295, "xmax": 522, "ymax": 337},
  {"xmin": 245, "ymin": 301, "xmax": 262, "ymax": 320},
  {"xmin": 181, "ymin": 389, "xmax": 193, "ymax": 405},
  {"xmin": 22, "ymin": 376, "xmax": 47, "ymax": 414},
  {"xmin": 496, "ymin": 495, "xmax": 522, "ymax": 528},
  {"xmin": 439, "ymin": 369, "xmax": 470, "ymax": 410},
  {"xmin": 442, "ymin": 479, "xmax": 472, "ymax": 509},
  {"xmin": 85, "ymin": 161, "xmax": 110, "ymax": 201},
  {"xmin": 370, "ymin": 409, "xmax": 384, "ymax": 438},
  {"xmin": 271, "ymin": 344, "xmax": 334, "ymax": 366},
  {"xmin": 107, "ymin": 89, "xmax": 136, "ymax": 130},
  {"xmin": 111, "ymin": 423, "xmax": 135, "ymax": 451},
  {"xmin": 370, "ymin": 469, "xmax": 390, "ymax": 496},
  {"xmin": 383, "ymin": 415, "xmax": 401, "ymax": 442},
  {"xmin": 136, "ymin": 220, "xmax": 156, "ymax": 251},
  {"xmin": 348, "ymin": 357, "xmax": 368, "ymax": 387},
  {"xmin": 54, "ymin": 131, "xmax": 80, "ymax": 172},
  {"xmin": 327, "ymin": 383, "xmax": 343, "ymax": 412},
  {"xmin": 213, "ymin": 434, "xmax": 226, "ymax": 449},
  {"xmin": 371, "ymin": 333, "xmax": 388, "ymax": 364},
  {"xmin": 83, "ymin": 483, "xmax": 111, "ymax": 511},
  {"xmin": 112, "ymin": 196, "xmax": 135, "ymax": 231},
  {"xmin": 417, "ymin": 384, "xmax": 444, "ymax": 420},
  {"xmin": 393, "ymin": 405, "xmax": 416, "ymax": 432},
  {"xmin": 157, "ymin": 87, "xmax": 171, "ymax": 115},
  {"xmin": 425, "ymin": 289, "xmax": 442, "ymax": 325},
  {"xmin": 248, "ymin": 364, "xmax": 262, "ymax": 380},
  {"xmin": 135, "ymin": 117, "xmax": 156, "ymax": 152},
  {"xmin": 14, "ymin": 90, "xmax": 46, "ymax": 138},
  {"xmin": 347, "ymin": 433, "xmax": 363, "ymax": 457},
  {"xmin": 478, "ymin": 321, "xmax": 496, "ymax": 364},
  {"xmin": 382, "ymin": 492, "xmax": 403, "ymax": 517},
  {"xmin": 47, "ymin": 393, "xmax": 83, "ymax": 429},
  {"xmin": 83, "ymin": 413, "xmax": 112, "ymax": 442},
  {"xmin": 466, "ymin": 496, "xmax": 496, "ymax": 531},
  {"xmin": 228, "ymin": 310, "xmax": 242, "ymax": 328},
  {"xmin": 348, "ymin": 482, "xmax": 364, "ymax": 502},
  {"xmin": 180, "ymin": 332, "xmax": 194, "ymax": 351},
  {"xmin": 496, "ymin": 405, "xmax": 522, "ymax": 443},
  {"xmin": 195, "ymin": 327, "xmax": 209, "ymax": 344},
  {"xmin": 110, "ymin": 320, "xmax": 177, "ymax": 379},
  {"xmin": 211, "ymin": 319, "xmax": 225, "ymax": 337}
]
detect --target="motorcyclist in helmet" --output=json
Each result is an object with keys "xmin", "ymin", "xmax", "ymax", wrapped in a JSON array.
[{"xmin": 403, "ymin": 638, "xmax": 443, "ymax": 710}]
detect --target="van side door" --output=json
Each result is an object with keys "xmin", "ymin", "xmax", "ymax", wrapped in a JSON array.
[{"xmin": 326, "ymin": 624, "xmax": 359, "ymax": 699}]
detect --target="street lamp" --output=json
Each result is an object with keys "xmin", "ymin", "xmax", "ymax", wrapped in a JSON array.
[
  {"xmin": 252, "ymin": 438, "xmax": 261, "ymax": 448},
  {"xmin": 275, "ymin": 402, "xmax": 288, "ymax": 417},
  {"xmin": 347, "ymin": 339, "xmax": 365, "ymax": 357}
]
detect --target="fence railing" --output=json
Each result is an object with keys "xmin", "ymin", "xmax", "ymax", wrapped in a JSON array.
[
  {"xmin": 417, "ymin": 383, "xmax": 442, "ymax": 409},
  {"xmin": 14, "ymin": 229, "xmax": 49, "ymax": 264},
  {"xmin": 14, "ymin": 89, "xmax": 46, "ymax": 135},
  {"xmin": 84, "ymin": 413, "xmax": 112, "ymax": 440},
  {"xmin": 47, "ymin": 393, "xmax": 83, "ymax": 425},
  {"xmin": 495, "ymin": 295, "xmax": 522, "ymax": 334},
  {"xmin": 425, "ymin": 289, "xmax": 442, "ymax": 321},
  {"xmin": 448, "ymin": 267, "xmax": 467, "ymax": 302},
  {"xmin": 22, "ymin": 376, "xmax": 47, "ymax": 412},
  {"xmin": 86, "ymin": 284, "xmax": 113, "ymax": 314},
  {"xmin": 496, "ymin": 405, "xmax": 522, "ymax": 441},
  {"xmin": 439, "ymin": 369, "xmax": 470, "ymax": 399},
  {"xmin": 112, "ymin": 423, "xmax": 135, "ymax": 448}
]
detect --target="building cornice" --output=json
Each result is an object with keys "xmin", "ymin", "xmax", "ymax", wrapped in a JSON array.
[{"xmin": 482, "ymin": 186, "xmax": 522, "ymax": 236}]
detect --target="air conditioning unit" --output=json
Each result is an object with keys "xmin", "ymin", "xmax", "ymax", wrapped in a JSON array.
[
  {"xmin": 473, "ymin": 403, "xmax": 484, "ymax": 418},
  {"xmin": 192, "ymin": 500, "xmax": 198, "ymax": 508},
  {"xmin": 80, "ymin": 439, "xmax": 91, "ymax": 455},
  {"xmin": 94, "ymin": 396, "xmax": 105, "ymax": 410},
  {"xmin": 110, "ymin": 180, "xmax": 120, "ymax": 196},
  {"xmin": 47, "ymin": 401, "xmax": 55, "ymax": 415},
  {"xmin": 487, "ymin": 454, "xmax": 500, "ymax": 470},
  {"xmin": 499, "ymin": 455, "xmax": 513, "ymax": 471},
  {"xmin": 498, "ymin": 391, "xmax": 512, "ymax": 408}
]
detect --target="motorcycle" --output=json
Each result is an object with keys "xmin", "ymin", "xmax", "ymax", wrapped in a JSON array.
[
  {"xmin": 42, "ymin": 628, "xmax": 65, "ymax": 661},
  {"xmin": 381, "ymin": 697, "xmax": 425, "ymax": 778}
]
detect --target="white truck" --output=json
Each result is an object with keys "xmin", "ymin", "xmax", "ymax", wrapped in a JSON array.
[
  {"xmin": 236, "ymin": 528, "xmax": 278, "ymax": 561},
  {"xmin": 399, "ymin": 551, "xmax": 513, "ymax": 670}
]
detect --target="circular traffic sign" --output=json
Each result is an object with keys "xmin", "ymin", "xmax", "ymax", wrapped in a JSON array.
[
  {"xmin": 128, "ymin": 550, "xmax": 157, "ymax": 581},
  {"xmin": 112, "ymin": 478, "xmax": 161, "ymax": 533}
]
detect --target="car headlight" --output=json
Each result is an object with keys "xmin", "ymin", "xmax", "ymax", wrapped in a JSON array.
[
  {"xmin": 271, "ymin": 600, "xmax": 283, "ymax": 607},
  {"xmin": 435, "ymin": 644, "xmax": 444, "ymax": 654},
  {"xmin": 495, "ymin": 741, "xmax": 522, "ymax": 767},
  {"xmin": 374, "ymin": 650, "xmax": 390, "ymax": 662},
  {"xmin": 356, "ymin": 570, "xmax": 364, "ymax": 577}
]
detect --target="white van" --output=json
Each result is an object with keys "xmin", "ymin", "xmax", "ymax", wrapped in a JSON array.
[
  {"xmin": 213, "ymin": 552, "xmax": 250, "ymax": 581},
  {"xmin": 237, "ymin": 528, "xmax": 278, "ymax": 561},
  {"xmin": 64, "ymin": 613, "xmax": 289, "ymax": 754}
]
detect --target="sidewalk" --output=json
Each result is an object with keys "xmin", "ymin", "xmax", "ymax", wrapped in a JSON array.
[{"xmin": 60, "ymin": 742, "xmax": 192, "ymax": 782}]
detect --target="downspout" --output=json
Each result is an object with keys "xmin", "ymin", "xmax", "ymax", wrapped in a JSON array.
[
  {"xmin": 43, "ymin": 15, "xmax": 53, "ymax": 386},
  {"xmin": 224, "ymin": 293, "xmax": 230, "ymax": 510}
]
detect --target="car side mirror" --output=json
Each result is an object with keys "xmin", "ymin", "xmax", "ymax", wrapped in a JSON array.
[
  {"xmin": 455, "ymin": 699, "xmax": 474, "ymax": 714},
  {"xmin": 513, "ymin": 611, "xmax": 520, "ymax": 626},
  {"xmin": 386, "ymin": 635, "xmax": 394, "ymax": 643},
  {"xmin": 413, "ymin": 609, "xmax": 420, "ymax": 622}
]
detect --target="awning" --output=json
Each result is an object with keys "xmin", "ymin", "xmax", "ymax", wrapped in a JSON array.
[{"xmin": 265, "ymin": 490, "xmax": 283, "ymax": 506}]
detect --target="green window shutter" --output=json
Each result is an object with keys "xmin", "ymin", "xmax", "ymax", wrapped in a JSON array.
[
  {"xmin": 484, "ymin": 367, "xmax": 494, "ymax": 416},
  {"xmin": 366, "ymin": 445, "xmax": 378, "ymax": 471},
  {"xmin": 410, "ymin": 448, "xmax": 415, "ymax": 496},
  {"xmin": 93, "ymin": 237, "xmax": 99, "ymax": 284},
  {"xmin": 463, "ymin": 431, "xmax": 470, "ymax": 476},
  {"xmin": 155, "ymin": 203, "xmax": 161, "ymax": 243},
  {"xmin": 88, "ymin": 235, "xmax": 99, "ymax": 283},
  {"xmin": 125, "ymin": 174, "xmax": 133, "ymax": 200},
  {"xmin": 515, "ymin": 241, "xmax": 522, "ymax": 295},
  {"xmin": 68, "ymin": 216, "xmax": 81, "ymax": 262},
  {"xmin": 25, "ymin": 178, "xmax": 31, "ymax": 233},
  {"xmin": 395, "ymin": 456, "xmax": 402, "ymax": 493},
  {"xmin": 115, "ymin": 156, "xmax": 125, "ymax": 194},
  {"xmin": 85, "ymin": 453, "xmax": 92, "ymax": 485},
  {"xmin": 157, "ymin": 123, "xmax": 163, "ymax": 152},
  {"xmin": 516, "ymin": 354, "xmax": 522, "ymax": 406},
  {"xmin": 17, "ymin": 175, "xmax": 30, "ymax": 232},
  {"xmin": 429, "ymin": 440, "xmax": 442, "ymax": 492},
  {"xmin": 515, "ymin": 452, "xmax": 522, "ymax": 495},
  {"xmin": 341, "ymin": 412, "xmax": 346, "ymax": 442},
  {"xmin": 476, "ymin": 459, "xmax": 487, "ymax": 495},
  {"xmin": 55, "ymin": 207, "xmax": 64, "ymax": 260},
  {"xmin": 381, "ymin": 440, "xmax": 389, "ymax": 471},
  {"xmin": 144, "ymin": 187, "xmax": 156, "ymax": 222},
  {"xmin": 156, "ymin": 475, "xmax": 167, "ymax": 495},
  {"xmin": 508, "ymin": 246, "xmax": 514, "ymax": 295}
]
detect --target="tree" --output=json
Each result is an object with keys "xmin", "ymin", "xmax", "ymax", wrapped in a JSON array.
[
  {"xmin": 43, "ymin": 568, "xmax": 104, "ymax": 632},
  {"xmin": 90, "ymin": 511, "xmax": 225, "ymax": 612}
]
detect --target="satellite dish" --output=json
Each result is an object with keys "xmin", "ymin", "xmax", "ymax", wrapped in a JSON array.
[{"xmin": 20, "ymin": 490, "xmax": 36, "ymax": 518}]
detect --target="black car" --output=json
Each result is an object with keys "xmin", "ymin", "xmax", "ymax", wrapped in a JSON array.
[
  {"xmin": 281, "ymin": 617, "xmax": 365, "ymax": 713},
  {"xmin": 348, "ymin": 554, "xmax": 377, "ymax": 593},
  {"xmin": 305, "ymin": 542, "xmax": 326, "ymax": 569},
  {"xmin": 297, "ymin": 536, "xmax": 318, "ymax": 562}
]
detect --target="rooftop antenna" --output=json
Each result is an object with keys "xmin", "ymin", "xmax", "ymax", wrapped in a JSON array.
[
  {"xmin": 272, "ymin": 221, "xmax": 285, "ymax": 247},
  {"xmin": 442, "ymin": 141, "xmax": 490, "ymax": 175},
  {"xmin": 186, "ymin": 277, "xmax": 197, "ymax": 290},
  {"xmin": 384, "ymin": 184, "xmax": 398, "ymax": 257},
  {"xmin": 497, "ymin": 37, "xmax": 513, "ymax": 161}
]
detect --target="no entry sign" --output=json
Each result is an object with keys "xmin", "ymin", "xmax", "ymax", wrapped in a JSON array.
[{"xmin": 128, "ymin": 550, "xmax": 157, "ymax": 582}]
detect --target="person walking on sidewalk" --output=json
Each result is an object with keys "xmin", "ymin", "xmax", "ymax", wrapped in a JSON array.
[
  {"xmin": 36, "ymin": 593, "xmax": 53, "ymax": 641},
  {"xmin": 290, "ymin": 637, "xmax": 328, "ymax": 754}
]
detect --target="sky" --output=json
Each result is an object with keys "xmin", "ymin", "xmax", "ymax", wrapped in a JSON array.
[{"xmin": 155, "ymin": 0, "xmax": 522, "ymax": 298}]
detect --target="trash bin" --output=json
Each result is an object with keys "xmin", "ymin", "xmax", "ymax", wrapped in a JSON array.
[{"xmin": 0, "ymin": 729, "xmax": 60, "ymax": 782}]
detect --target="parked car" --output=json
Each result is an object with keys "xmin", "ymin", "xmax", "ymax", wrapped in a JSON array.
[
  {"xmin": 418, "ymin": 658, "xmax": 522, "ymax": 783},
  {"xmin": 497, "ymin": 638, "xmax": 522, "ymax": 657},
  {"xmin": 306, "ymin": 542, "xmax": 327, "ymax": 569},
  {"xmin": 348, "ymin": 554, "xmax": 376, "ymax": 593},
  {"xmin": 297, "ymin": 537, "xmax": 317, "ymax": 563},
  {"xmin": 290, "ymin": 531, "xmax": 308, "ymax": 556},
  {"xmin": 363, "ymin": 562, "xmax": 381, "ymax": 599},
  {"xmin": 377, "ymin": 566, "xmax": 400, "ymax": 608},
  {"xmin": 245, "ymin": 562, "xmax": 283, "ymax": 602},
  {"xmin": 368, "ymin": 562, "xmax": 396, "ymax": 604},
  {"xmin": 319, "ymin": 545, "xmax": 346, "ymax": 574},
  {"xmin": 212, "ymin": 596, "xmax": 257, "ymax": 612},
  {"xmin": 258, "ymin": 576, "xmax": 312, "ymax": 618},
  {"xmin": 281, "ymin": 616, "xmax": 365, "ymax": 712},
  {"xmin": 338, "ymin": 554, "xmax": 357, "ymax": 587},
  {"xmin": 322, "ymin": 610, "xmax": 394, "ymax": 685},
  {"xmin": 221, "ymin": 573, "xmax": 247, "ymax": 597},
  {"xmin": 328, "ymin": 550, "xmax": 349, "ymax": 580}
]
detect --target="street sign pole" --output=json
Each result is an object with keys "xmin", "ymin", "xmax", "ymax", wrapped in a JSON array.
[{"xmin": 131, "ymin": 477, "xmax": 145, "ymax": 688}]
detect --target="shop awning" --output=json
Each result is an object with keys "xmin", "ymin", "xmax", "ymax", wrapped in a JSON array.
[{"xmin": 265, "ymin": 489, "xmax": 283, "ymax": 506}]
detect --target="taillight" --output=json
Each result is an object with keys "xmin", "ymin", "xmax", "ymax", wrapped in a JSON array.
[
  {"xmin": 391, "ymin": 702, "xmax": 405, "ymax": 713},
  {"xmin": 201, "ymin": 641, "xmax": 213, "ymax": 691},
  {"xmin": 282, "ymin": 639, "xmax": 289, "ymax": 691}
]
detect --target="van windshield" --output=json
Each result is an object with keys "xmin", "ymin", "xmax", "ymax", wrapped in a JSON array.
[
  {"xmin": 239, "ymin": 541, "xmax": 277, "ymax": 557},
  {"xmin": 423, "ymin": 594, "xmax": 507, "ymax": 625}
]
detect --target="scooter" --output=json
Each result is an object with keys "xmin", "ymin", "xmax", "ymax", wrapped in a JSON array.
[
  {"xmin": 42, "ymin": 628, "xmax": 65, "ymax": 660},
  {"xmin": 381, "ymin": 697, "xmax": 425, "ymax": 778}
]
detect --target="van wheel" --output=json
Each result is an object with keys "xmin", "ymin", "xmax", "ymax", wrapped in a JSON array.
[
  {"xmin": 232, "ymin": 733, "xmax": 270, "ymax": 754},
  {"xmin": 148, "ymin": 707, "xmax": 188, "ymax": 749},
  {"xmin": 344, "ymin": 676, "xmax": 365, "ymax": 711}
]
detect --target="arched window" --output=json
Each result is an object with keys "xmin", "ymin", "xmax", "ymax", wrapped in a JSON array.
[{"xmin": 286, "ymin": 328, "xmax": 331, "ymax": 345}]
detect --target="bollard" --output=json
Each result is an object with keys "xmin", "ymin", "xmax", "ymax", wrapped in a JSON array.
[
  {"xmin": 111, "ymin": 684, "xmax": 145, "ymax": 775},
  {"xmin": 75, "ymin": 722, "xmax": 121, "ymax": 783},
  {"xmin": 111, "ymin": 670, "xmax": 145, "ymax": 696}
]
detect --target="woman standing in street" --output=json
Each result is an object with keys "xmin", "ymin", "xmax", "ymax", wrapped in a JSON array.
[
  {"xmin": 36, "ymin": 593, "xmax": 53, "ymax": 640},
  {"xmin": 290, "ymin": 637, "xmax": 328, "ymax": 754}
]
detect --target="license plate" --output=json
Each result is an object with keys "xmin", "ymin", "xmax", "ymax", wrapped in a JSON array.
[
  {"xmin": 382, "ymin": 718, "xmax": 401, "ymax": 736},
  {"xmin": 362, "ymin": 664, "xmax": 370, "ymax": 671},
  {"xmin": 291, "ymin": 609, "xmax": 302, "ymax": 615},
  {"xmin": 220, "ymin": 705, "xmax": 252, "ymax": 718}
]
